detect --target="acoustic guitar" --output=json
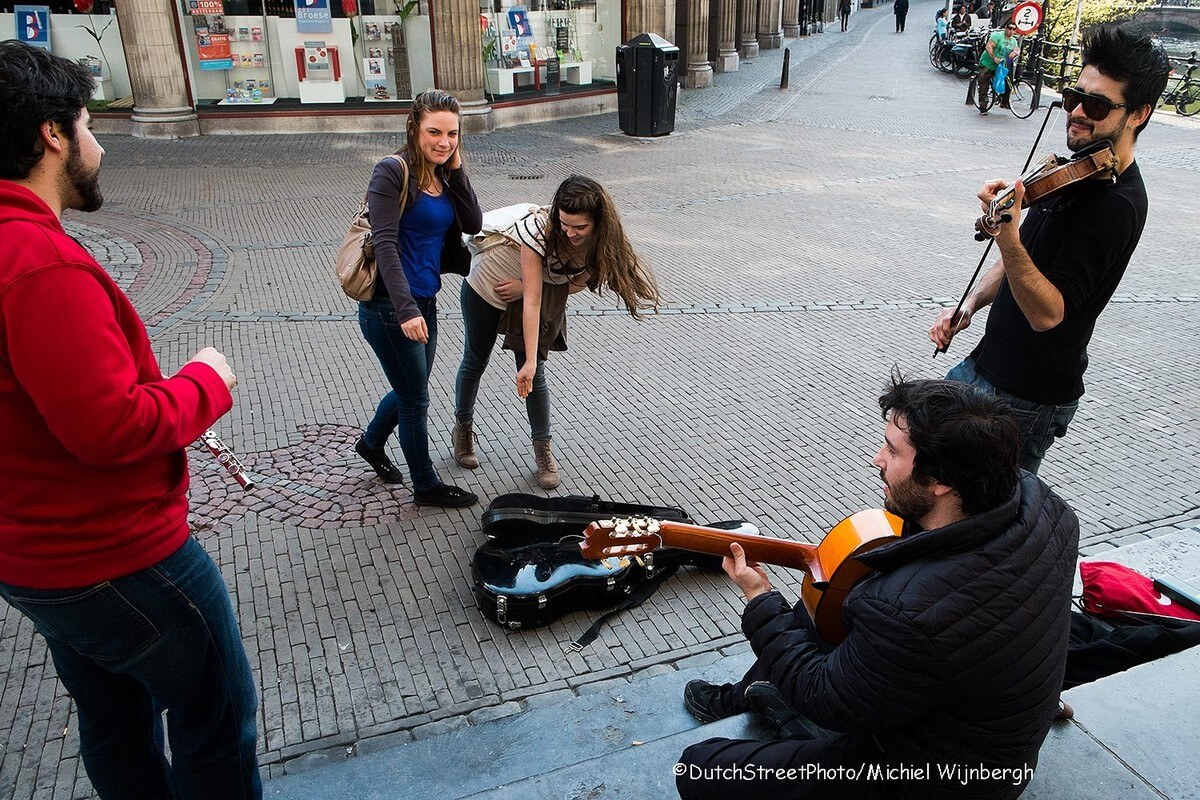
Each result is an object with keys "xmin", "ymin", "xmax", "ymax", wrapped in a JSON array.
[{"xmin": 580, "ymin": 509, "xmax": 904, "ymax": 643}]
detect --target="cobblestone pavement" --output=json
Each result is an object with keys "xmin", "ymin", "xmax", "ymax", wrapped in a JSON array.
[{"xmin": 2, "ymin": 3, "xmax": 1198, "ymax": 796}]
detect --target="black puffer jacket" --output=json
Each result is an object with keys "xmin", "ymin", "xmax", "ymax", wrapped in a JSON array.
[{"xmin": 743, "ymin": 473, "xmax": 1078, "ymax": 799}]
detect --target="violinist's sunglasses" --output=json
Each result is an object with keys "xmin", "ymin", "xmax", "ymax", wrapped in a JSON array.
[{"xmin": 1062, "ymin": 86, "xmax": 1128, "ymax": 121}]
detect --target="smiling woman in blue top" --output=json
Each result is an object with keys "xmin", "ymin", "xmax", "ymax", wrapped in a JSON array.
[{"xmin": 354, "ymin": 89, "xmax": 484, "ymax": 508}]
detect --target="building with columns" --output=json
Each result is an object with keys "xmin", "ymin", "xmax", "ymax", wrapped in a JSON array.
[{"xmin": 1, "ymin": 0, "xmax": 835, "ymax": 137}]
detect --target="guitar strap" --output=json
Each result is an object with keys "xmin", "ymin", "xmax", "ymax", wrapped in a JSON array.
[{"xmin": 565, "ymin": 564, "xmax": 680, "ymax": 653}]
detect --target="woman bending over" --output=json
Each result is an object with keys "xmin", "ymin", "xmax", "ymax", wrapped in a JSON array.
[{"xmin": 452, "ymin": 176, "xmax": 660, "ymax": 489}]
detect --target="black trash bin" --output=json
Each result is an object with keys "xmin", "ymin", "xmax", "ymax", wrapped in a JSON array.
[{"xmin": 615, "ymin": 33, "xmax": 679, "ymax": 137}]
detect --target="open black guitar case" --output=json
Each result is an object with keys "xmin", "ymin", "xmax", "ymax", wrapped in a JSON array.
[{"xmin": 472, "ymin": 493, "xmax": 741, "ymax": 645}]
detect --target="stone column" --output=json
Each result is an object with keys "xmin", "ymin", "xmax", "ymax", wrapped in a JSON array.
[
  {"xmin": 758, "ymin": 0, "xmax": 784, "ymax": 49},
  {"xmin": 782, "ymin": 0, "xmax": 801, "ymax": 37},
  {"xmin": 114, "ymin": 0, "xmax": 198, "ymax": 138},
  {"xmin": 684, "ymin": 0, "xmax": 713, "ymax": 88},
  {"xmin": 431, "ymin": 0, "xmax": 494, "ymax": 133},
  {"xmin": 714, "ymin": 0, "xmax": 739, "ymax": 71},
  {"xmin": 627, "ymin": 0, "xmax": 675, "ymax": 39},
  {"xmin": 738, "ymin": 0, "xmax": 759, "ymax": 59}
]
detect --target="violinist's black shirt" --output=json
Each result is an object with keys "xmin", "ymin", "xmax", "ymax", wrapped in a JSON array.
[{"xmin": 970, "ymin": 161, "xmax": 1147, "ymax": 404}]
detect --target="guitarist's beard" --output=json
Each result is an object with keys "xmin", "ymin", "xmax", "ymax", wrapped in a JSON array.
[{"xmin": 880, "ymin": 470, "xmax": 935, "ymax": 523}]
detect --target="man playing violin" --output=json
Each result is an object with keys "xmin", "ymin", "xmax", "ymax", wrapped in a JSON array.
[
  {"xmin": 677, "ymin": 376, "xmax": 1078, "ymax": 800},
  {"xmin": 931, "ymin": 25, "xmax": 1170, "ymax": 474}
]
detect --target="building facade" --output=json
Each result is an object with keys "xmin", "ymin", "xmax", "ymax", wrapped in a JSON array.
[{"xmin": 1, "ymin": 0, "xmax": 837, "ymax": 136}]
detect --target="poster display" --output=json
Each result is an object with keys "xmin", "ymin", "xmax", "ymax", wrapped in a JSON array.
[
  {"xmin": 295, "ymin": 0, "xmax": 333, "ymax": 33},
  {"xmin": 303, "ymin": 41, "xmax": 332, "ymax": 80},
  {"xmin": 14, "ymin": 5, "xmax": 51, "ymax": 51},
  {"xmin": 193, "ymin": 16, "xmax": 233, "ymax": 71}
]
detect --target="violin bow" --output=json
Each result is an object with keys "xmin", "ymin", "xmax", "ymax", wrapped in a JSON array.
[{"xmin": 934, "ymin": 100, "xmax": 1064, "ymax": 358}]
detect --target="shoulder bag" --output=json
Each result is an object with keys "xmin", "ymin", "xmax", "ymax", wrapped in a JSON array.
[{"xmin": 335, "ymin": 154, "xmax": 408, "ymax": 301}]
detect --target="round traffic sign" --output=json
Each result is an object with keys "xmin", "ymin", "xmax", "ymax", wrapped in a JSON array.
[{"xmin": 1011, "ymin": 1, "xmax": 1043, "ymax": 35}]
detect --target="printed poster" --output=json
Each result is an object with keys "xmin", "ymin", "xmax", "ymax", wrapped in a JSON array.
[
  {"xmin": 188, "ymin": 0, "xmax": 225, "ymax": 14},
  {"xmin": 295, "ymin": 0, "xmax": 333, "ymax": 34},
  {"xmin": 363, "ymin": 57, "xmax": 387, "ymax": 90},
  {"xmin": 303, "ymin": 41, "xmax": 332, "ymax": 80},
  {"xmin": 14, "ymin": 5, "xmax": 51, "ymax": 51},
  {"xmin": 193, "ymin": 17, "xmax": 233, "ymax": 71},
  {"xmin": 507, "ymin": 8, "xmax": 531, "ymax": 38}
]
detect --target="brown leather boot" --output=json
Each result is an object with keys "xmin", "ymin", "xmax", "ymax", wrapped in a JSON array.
[
  {"xmin": 532, "ymin": 438, "xmax": 559, "ymax": 489},
  {"xmin": 452, "ymin": 421, "xmax": 479, "ymax": 468}
]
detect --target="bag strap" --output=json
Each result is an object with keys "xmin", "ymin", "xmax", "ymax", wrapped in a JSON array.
[
  {"xmin": 357, "ymin": 154, "xmax": 410, "ymax": 219},
  {"xmin": 564, "ymin": 564, "xmax": 679, "ymax": 653}
]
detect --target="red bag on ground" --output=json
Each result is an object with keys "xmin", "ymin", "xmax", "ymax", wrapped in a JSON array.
[{"xmin": 1080, "ymin": 561, "xmax": 1200, "ymax": 622}]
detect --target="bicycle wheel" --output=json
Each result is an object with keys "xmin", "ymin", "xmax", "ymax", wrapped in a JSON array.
[
  {"xmin": 1176, "ymin": 81, "xmax": 1200, "ymax": 116},
  {"xmin": 1008, "ymin": 79, "xmax": 1037, "ymax": 118},
  {"xmin": 936, "ymin": 46, "xmax": 956, "ymax": 74},
  {"xmin": 955, "ymin": 53, "xmax": 976, "ymax": 78}
]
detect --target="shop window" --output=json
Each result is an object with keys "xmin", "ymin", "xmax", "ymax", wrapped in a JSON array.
[
  {"xmin": 481, "ymin": 0, "xmax": 617, "ymax": 101},
  {"xmin": 177, "ymin": 0, "xmax": 435, "ymax": 107},
  {"xmin": 1, "ymin": 0, "xmax": 129, "ymax": 102}
]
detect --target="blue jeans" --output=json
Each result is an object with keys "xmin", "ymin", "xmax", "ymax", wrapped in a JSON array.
[
  {"xmin": 359, "ymin": 295, "xmax": 441, "ymax": 491},
  {"xmin": 454, "ymin": 281, "xmax": 552, "ymax": 440},
  {"xmin": 0, "ymin": 538, "xmax": 260, "ymax": 799},
  {"xmin": 946, "ymin": 357, "xmax": 1079, "ymax": 474}
]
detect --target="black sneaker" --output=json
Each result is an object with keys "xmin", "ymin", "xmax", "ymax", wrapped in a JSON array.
[
  {"xmin": 683, "ymin": 680, "xmax": 737, "ymax": 724},
  {"xmin": 355, "ymin": 437, "xmax": 404, "ymax": 484},
  {"xmin": 412, "ymin": 483, "xmax": 478, "ymax": 509},
  {"xmin": 744, "ymin": 681, "xmax": 822, "ymax": 740}
]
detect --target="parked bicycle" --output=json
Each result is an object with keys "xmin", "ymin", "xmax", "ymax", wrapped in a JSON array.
[
  {"xmin": 931, "ymin": 29, "xmax": 986, "ymax": 77},
  {"xmin": 1161, "ymin": 51, "xmax": 1199, "ymax": 117}
]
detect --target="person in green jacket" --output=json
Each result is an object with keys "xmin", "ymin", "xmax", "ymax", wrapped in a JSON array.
[{"xmin": 976, "ymin": 22, "xmax": 1021, "ymax": 114}]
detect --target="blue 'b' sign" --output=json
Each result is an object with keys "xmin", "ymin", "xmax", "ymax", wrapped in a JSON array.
[{"xmin": 15, "ymin": 6, "xmax": 51, "ymax": 51}]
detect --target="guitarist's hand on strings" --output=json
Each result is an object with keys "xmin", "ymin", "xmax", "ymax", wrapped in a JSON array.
[{"xmin": 723, "ymin": 542, "xmax": 773, "ymax": 603}]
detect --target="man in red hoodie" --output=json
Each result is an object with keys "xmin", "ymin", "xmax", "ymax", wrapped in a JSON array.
[{"xmin": 0, "ymin": 42, "xmax": 260, "ymax": 799}]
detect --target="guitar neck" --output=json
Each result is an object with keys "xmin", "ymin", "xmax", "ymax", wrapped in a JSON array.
[{"xmin": 654, "ymin": 521, "xmax": 817, "ymax": 571}]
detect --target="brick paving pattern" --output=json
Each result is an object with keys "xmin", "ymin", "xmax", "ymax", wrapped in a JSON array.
[{"xmin": 2, "ymin": 3, "xmax": 1197, "ymax": 796}]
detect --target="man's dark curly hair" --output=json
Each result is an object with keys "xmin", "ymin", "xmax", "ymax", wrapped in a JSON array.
[
  {"xmin": 0, "ymin": 41, "xmax": 95, "ymax": 179},
  {"xmin": 878, "ymin": 372, "xmax": 1021, "ymax": 515},
  {"xmin": 1081, "ymin": 25, "xmax": 1171, "ymax": 138}
]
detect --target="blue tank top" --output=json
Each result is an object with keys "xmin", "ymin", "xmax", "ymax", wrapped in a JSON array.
[{"xmin": 398, "ymin": 189, "xmax": 453, "ymax": 300}]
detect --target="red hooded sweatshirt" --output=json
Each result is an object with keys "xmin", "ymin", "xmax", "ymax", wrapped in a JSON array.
[{"xmin": 0, "ymin": 182, "xmax": 232, "ymax": 589}]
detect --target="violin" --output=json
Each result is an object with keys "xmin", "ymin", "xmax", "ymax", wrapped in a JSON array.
[{"xmin": 974, "ymin": 142, "xmax": 1120, "ymax": 240}]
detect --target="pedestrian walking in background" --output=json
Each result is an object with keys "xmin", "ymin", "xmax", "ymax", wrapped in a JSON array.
[
  {"xmin": 839, "ymin": 0, "xmax": 852, "ymax": 32},
  {"xmin": 935, "ymin": 7, "xmax": 949, "ymax": 39},
  {"xmin": 0, "ymin": 41, "xmax": 261, "ymax": 799},
  {"xmin": 354, "ymin": 89, "xmax": 484, "ymax": 508},
  {"xmin": 452, "ymin": 176, "xmax": 660, "ymax": 489},
  {"xmin": 894, "ymin": 0, "xmax": 909, "ymax": 32}
]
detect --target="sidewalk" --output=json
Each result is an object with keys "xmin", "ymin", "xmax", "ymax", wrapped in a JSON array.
[{"xmin": 1, "ymin": 3, "xmax": 1197, "ymax": 797}]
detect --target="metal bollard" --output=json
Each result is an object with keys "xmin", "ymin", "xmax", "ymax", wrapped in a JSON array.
[{"xmin": 781, "ymin": 48, "xmax": 791, "ymax": 90}]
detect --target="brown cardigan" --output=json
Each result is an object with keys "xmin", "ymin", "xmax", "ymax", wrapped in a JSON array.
[{"xmin": 498, "ymin": 280, "xmax": 571, "ymax": 361}]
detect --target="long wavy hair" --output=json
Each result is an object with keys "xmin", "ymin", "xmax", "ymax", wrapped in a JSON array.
[
  {"xmin": 543, "ymin": 176, "xmax": 661, "ymax": 319},
  {"xmin": 401, "ymin": 89, "xmax": 464, "ymax": 191}
]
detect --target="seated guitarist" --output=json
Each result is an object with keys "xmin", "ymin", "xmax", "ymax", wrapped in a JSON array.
[{"xmin": 677, "ymin": 376, "xmax": 1078, "ymax": 800}]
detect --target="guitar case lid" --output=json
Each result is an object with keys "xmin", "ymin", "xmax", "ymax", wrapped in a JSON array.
[{"xmin": 481, "ymin": 492, "xmax": 693, "ymax": 541}]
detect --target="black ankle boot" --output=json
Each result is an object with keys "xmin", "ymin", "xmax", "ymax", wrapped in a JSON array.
[{"xmin": 355, "ymin": 437, "xmax": 404, "ymax": 484}]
